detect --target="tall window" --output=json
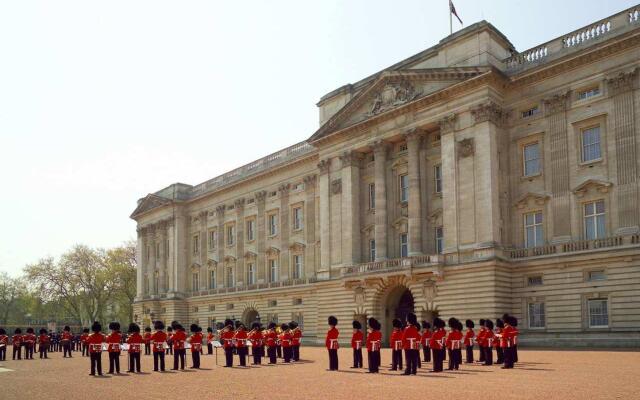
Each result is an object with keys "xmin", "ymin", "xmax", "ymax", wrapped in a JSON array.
[
  {"xmin": 193, "ymin": 235, "xmax": 200, "ymax": 255},
  {"xmin": 269, "ymin": 259, "xmax": 278, "ymax": 282},
  {"xmin": 584, "ymin": 200, "xmax": 605, "ymax": 240},
  {"xmin": 434, "ymin": 164, "xmax": 442, "ymax": 194},
  {"xmin": 209, "ymin": 230, "xmax": 217, "ymax": 250},
  {"xmin": 292, "ymin": 207, "xmax": 303, "ymax": 230},
  {"xmin": 247, "ymin": 263, "xmax": 256, "ymax": 285},
  {"xmin": 268, "ymin": 214, "xmax": 278, "ymax": 236},
  {"xmin": 209, "ymin": 270, "xmax": 216, "ymax": 289},
  {"xmin": 524, "ymin": 211, "xmax": 543, "ymax": 248},
  {"xmin": 226, "ymin": 267, "xmax": 234, "ymax": 288},
  {"xmin": 581, "ymin": 126, "xmax": 601, "ymax": 162},
  {"xmin": 399, "ymin": 233, "xmax": 408, "ymax": 257},
  {"xmin": 368, "ymin": 183, "xmax": 375, "ymax": 209},
  {"xmin": 246, "ymin": 220, "xmax": 255, "ymax": 241},
  {"xmin": 399, "ymin": 174, "xmax": 409, "ymax": 203},
  {"xmin": 192, "ymin": 272, "xmax": 199, "ymax": 292},
  {"xmin": 435, "ymin": 226, "xmax": 443, "ymax": 254},
  {"xmin": 588, "ymin": 299, "xmax": 608, "ymax": 327},
  {"xmin": 528, "ymin": 302, "xmax": 545, "ymax": 328},
  {"xmin": 226, "ymin": 225, "xmax": 235, "ymax": 246},
  {"xmin": 369, "ymin": 240, "xmax": 376, "ymax": 261},
  {"xmin": 293, "ymin": 254, "xmax": 303, "ymax": 279},
  {"xmin": 523, "ymin": 142, "xmax": 541, "ymax": 176}
]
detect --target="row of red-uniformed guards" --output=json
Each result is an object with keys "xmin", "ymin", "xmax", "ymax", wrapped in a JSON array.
[
  {"xmin": 325, "ymin": 313, "xmax": 519, "ymax": 374},
  {"xmin": 0, "ymin": 326, "xmax": 79, "ymax": 361}
]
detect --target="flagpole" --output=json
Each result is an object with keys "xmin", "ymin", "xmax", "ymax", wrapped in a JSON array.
[{"xmin": 449, "ymin": 3, "xmax": 452, "ymax": 35}]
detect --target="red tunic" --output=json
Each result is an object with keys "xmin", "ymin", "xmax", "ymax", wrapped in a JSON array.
[
  {"xmin": 235, "ymin": 330, "xmax": 248, "ymax": 348},
  {"xmin": 150, "ymin": 331, "xmax": 167, "ymax": 352},
  {"xmin": 126, "ymin": 332, "xmax": 143, "ymax": 353},
  {"xmin": 86, "ymin": 332, "xmax": 105, "ymax": 353},
  {"xmin": 325, "ymin": 327, "xmax": 339, "ymax": 350},
  {"xmin": 106, "ymin": 332, "xmax": 122, "ymax": 352},
  {"xmin": 484, "ymin": 329, "xmax": 495, "ymax": 347},
  {"xmin": 189, "ymin": 332, "xmax": 203, "ymax": 353},
  {"xmin": 38, "ymin": 334, "xmax": 49, "ymax": 345},
  {"xmin": 248, "ymin": 330, "xmax": 263, "ymax": 347},
  {"xmin": 464, "ymin": 328, "xmax": 475, "ymax": 346},
  {"xmin": 291, "ymin": 328, "xmax": 302, "ymax": 346},
  {"xmin": 279, "ymin": 331, "xmax": 292, "ymax": 348},
  {"xmin": 61, "ymin": 331, "xmax": 72, "ymax": 342},
  {"xmin": 172, "ymin": 330, "xmax": 187, "ymax": 350},
  {"xmin": 206, "ymin": 332, "xmax": 215, "ymax": 344},
  {"xmin": 500, "ymin": 326, "xmax": 514, "ymax": 348},
  {"xmin": 366, "ymin": 330, "xmax": 382, "ymax": 352},
  {"xmin": 429, "ymin": 328, "xmax": 446, "ymax": 350},
  {"xmin": 446, "ymin": 329, "xmax": 463, "ymax": 349},
  {"xmin": 24, "ymin": 333, "xmax": 36, "ymax": 347},
  {"xmin": 12, "ymin": 334, "xmax": 22, "ymax": 346},
  {"xmin": 351, "ymin": 330, "xmax": 364, "ymax": 350},
  {"xmin": 0, "ymin": 334, "xmax": 8, "ymax": 347},
  {"xmin": 80, "ymin": 333, "xmax": 89, "ymax": 344},
  {"xmin": 402, "ymin": 325, "xmax": 421, "ymax": 350},
  {"xmin": 390, "ymin": 328, "xmax": 403, "ymax": 350},
  {"xmin": 476, "ymin": 328, "xmax": 487, "ymax": 347},
  {"xmin": 221, "ymin": 329, "xmax": 235, "ymax": 349},
  {"xmin": 142, "ymin": 332, "xmax": 151, "ymax": 344},
  {"xmin": 493, "ymin": 327, "xmax": 502, "ymax": 348},
  {"xmin": 421, "ymin": 329, "xmax": 431, "ymax": 348},
  {"xmin": 265, "ymin": 330, "xmax": 277, "ymax": 347}
]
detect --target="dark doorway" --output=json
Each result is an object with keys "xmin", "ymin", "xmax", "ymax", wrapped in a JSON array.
[
  {"xmin": 382, "ymin": 286, "xmax": 415, "ymax": 344},
  {"xmin": 395, "ymin": 289, "xmax": 415, "ymax": 322}
]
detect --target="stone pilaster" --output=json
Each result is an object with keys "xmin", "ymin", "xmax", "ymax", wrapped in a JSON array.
[
  {"xmin": 158, "ymin": 220, "xmax": 168, "ymax": 293},
  {"xmin": 373, "ymin": 141, "xmax": 389, "ymax": 261},
  {"xmin": 255, "ymin": 191, "xmax": 267, "ymax": 283},
  {"xmin": 171, "ymin": 209, "xmax": 188, "ymax": 295},
  {"xmin": 340, "ymin": 151, "xmax": 362, "ymax": 265},
  {"xmin": 147, "ymin": 224, "xmax": 156, "ymax": 294},
  {"xmin": 165, "ymin": 218, "xmax": 175, "ymax": 293},
  {"xmin": 405, "ymin": 128, "xmax": 423, "ymax": 256},
  {"xmin": 235, "ymin": 198, "xmax": 245, "ymax": 285},
  {"xmin": 216, "ymin": 205, "xmax": 226, "ymax": 287},
  {"xmin": 303, "ymin": 175, "xmax": 317, "ymax": 277},
  {"xmin": 198, "ymin": 211, "xmax": 208, "ymax": 291},
  {"xmin": 135, "ymin": 226, "xmax": 146, "ymax": 299},
  {"xmin": 279, "ymin": 184, "xmax": 291, "ymax": 280},
  {"xmin": 318, "ymin": 159, "xmax": 331, "ymax": 273},
  {"xmin": 440, "ymin": 114, "xmax": 458, "ymax": 253}
]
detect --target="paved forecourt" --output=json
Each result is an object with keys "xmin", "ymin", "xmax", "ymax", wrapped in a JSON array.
[{"xmin": 1, "ymin": 347, "xmax": 639, "ymax": 400}]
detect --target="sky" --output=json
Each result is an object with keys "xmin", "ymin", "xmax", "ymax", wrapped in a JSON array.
[{"xmin": 0, "ymin": 0, "xmax": 636, "ymax": 277}]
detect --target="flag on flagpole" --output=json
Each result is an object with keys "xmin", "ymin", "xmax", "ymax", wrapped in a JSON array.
[{"xmin": 449, "ymin": 0, "xmax": 463, "ymax": 25}]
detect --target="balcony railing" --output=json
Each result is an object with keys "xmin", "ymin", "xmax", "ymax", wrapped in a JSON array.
[
  {"xmin": 183, "ymin": 277, "xmax": 318, "ymax": 298},
  {"xmin": 341, "ymin": 254, "xmax": 444, "ymax": 277},
  {"xmin": 506, "ymin": 234, "xmax": 640, "ymax": 259}
]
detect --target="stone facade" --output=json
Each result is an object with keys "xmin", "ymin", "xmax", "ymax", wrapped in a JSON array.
[{"xmin": 131, "ymin": 7, "xmax": 640, "ymax": 347}]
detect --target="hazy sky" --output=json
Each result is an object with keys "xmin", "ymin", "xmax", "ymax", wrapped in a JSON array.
[{"xmin": 0, "ymin": 0, "xmax": 636, "ymax": 276}]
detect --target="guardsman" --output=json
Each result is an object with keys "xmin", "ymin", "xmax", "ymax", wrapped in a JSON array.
[
  {"xmin": 106, "ymin": 322, "xmax": 122, "ymax": 374},
  {"xmin": 290, "ymin": 321, "xmax": 302, "ymax": 362},
  {"xmin": 505, "ymin": 314, "xmax": 519, "ymax": 363},
  {"xmin": 188, "ymin": 324, "xmax": 203, "ymax": 369},
  {"xmin": 446, "ymin": 318, "xmax": 463, "ymax": 370},
  {"xmin": 350, "ymin": 320, "xmax": 363, "ymax": 368},
  {"xmin": 0, "ymin": 328, "xmax": 7, "ymax": 361},
  {"xmin": 402, "ymin": 313, "xmax": 421, "ymax": 375},
  {"xmin": 464, "ymin": 320, "xmax": 475, "ymax": 363},
  {"xmin": 151, "ymin": 320, "xmax": 167, "ymax": 372},
  {"xmin": 495, "ymin": 319, "xmax": 505, "ymax": 364},
  {"xmin": 501, "ymin": 316, "xmax": 517, "ymax": 369},
  {"xmin": 265, "ymin": 322, "xmax": 277, "ymax": 365},
  {"xmin": 248, "ymin": 322, "xmax": 264, "ymax": 365},
  {"xmin": 275, "ymin": 323, "xmax": 282, "ymax": 359},
  {"xmin": 279, "ymin": 323, "xmax": 292, "ymax": 363},
  {"xmin": 24, "ymin": 327, "xmax": 36, "ymax": 359},
  {"xmin": 476, "ymin": 319, "xmax": 486, "ymax": 363},
  {"xmin": 235, "ymin": 323, "xmax": 249, "ymax": 367},
  {"xmin": 221, "ymin": 319, "xmax": 235, "ymax": 367},
  {"xmin": 389, "ymin": 318, "xmax": 403, "ymax": 371},
  {"xmin": 38, "ymin": 328, "xmax": 49, "ymax": 359},
  {"xmin": 420, "ymin": 321, "xmax": 431, "ymax": 363},
  {"xmin": 429, "ymin": 317, "xmax": 446, "ymax": 372},
  {"xmin": 143, "ymin": 327, "xmax": 152, "ymax": 355},
  {"xmin": 206, "ymin": 327, "xmax": 215, "ymax": 355},
  {"xmin": 126, "ymin": 323, "xmax": 143, "ymax": 373},
  {"xmin": 87, "ymin": 321, "xmax": 105, "ymax": 376},
  {"xmin": 483, "ymin": 319, "xmax": 495, "ymax": 366},
  {"xmin": 61, "ymin": 325, "xmax": 73, "ymax": 358},
  {"xmin": 171, "ymin": 324, "xmax": 187, "ymax": 370},
  {"xmin": 165, "ymin": 326, "xmax": 174, "ymax": 356},
  {"xmin": 80, "ymin": 328, "xmax": 90, "ymax": 357},
  {"xmin": 366, "ymin": 318, "xmax": 381, "ymax": 373},
  {"xmin": 325, "ymin": 316, "xmax": 339, "ymax": 371},
  {"xmin": 12, "ymin": 328, "xmax": 22, "ymax": 360}
]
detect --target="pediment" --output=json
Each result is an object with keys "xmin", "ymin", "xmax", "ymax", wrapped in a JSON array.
[
  {"xmin": 392, "ymin": 216, "xmax": 408, "ymax": 232},
  {"xmin": 514, "ymin": 192, "xmax": 550, "ymax": 209},
  {"xmin": 572, "ymin": 179, "xmax": 612, "ymax": 197},
  {"xmin": 244, "ymin": 251, "xmax": 257, "ymax": 260},
  {"xmin": 289, "ymin": 242, "xmax": 306, "ymax": 252},
  {"xmin": 266, "ymin": 246, "xmax": 280, "ymax": 257},
  {"xmin": 130, "ymin": 194, "xmax": 172, "ymax": 219},
  {"xmin": 223, "ymin": 255, "xmax": 237, "ymax": 265},
  {"xmin": 190, "ymin": 263, "xmax": 201, "ymax": 271},
  {"xmin": 309, "ymin": 67, "xmax": 489, "ymax": 143},
  {"xmin": 428, "ymin": 208, "xmax": 443, "ymax": 223},
  {"xmin": 207, "ymin": 259, "xmax": 218, "ymax": 268}
]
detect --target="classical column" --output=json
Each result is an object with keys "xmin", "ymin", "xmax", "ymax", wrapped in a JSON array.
[
  {"xmin": 135, "ymin": 226, "xmax": 146, "ymax": 299},
  {"xmin": 318, "ymin": 159, "xmax": 331, "ymax": 271},
  {"xmin": 340, "ymin": 151, "xmax": 362, "ymax": 264},
  {"xmin": 158, "ymin": 220, "xmax": 168, "ymax": 293},
  {"xmin": 405, "ymin": 129, "xmax": 423, "ymax": 255},
  {"xmin": 235, "ymin": 198, "xmax": 245, "ymax": 286},
  {"xmin": 607, "ymin": 70, "xmax": 639, "ymax": 234},
  {"xmin": 216, "ymin": 205, "xmax": 226, "ymax": 287},
  {"xmin": 166, "ymin": 218, "xmax": 176, "ymax": 293},
  {"xmin": 172, "ymin": 208, "xmax": 188, "ymax": 295},
  {"xmin": 439, "ymin": 114, "xmax": 458, "ymax": 254},
  {"xmin": 147, "ymin": 224, "xmax": 156, "ymax": 294},
  {"xmin": 279, "ymin": 184, "xmax": 291, "ymax": 280},
  {"xmin": 255, "ymin": 191, "xmax": 267, "ymax": 283},
  {"xmin": 303, "ymin": 175, "xmax": 317, "ymax": 277},
  {"xmin": 198, "ymin": 211, "xmax": 208, "ymax": 291},
  {"xmin": 373, "ymin": 142, "xmax": 389, "ymax": 261}
]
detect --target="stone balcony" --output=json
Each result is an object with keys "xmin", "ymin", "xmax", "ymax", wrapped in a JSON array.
[
  {"xmin": 339, "ymin": 254, "xmax": 444, "ymax": 277},
  {"xmin": 183, "ymin": 277, "xmax": 318, "ymax": 298},
  {"xmin": 505, "ymin": 234, "xmax": 640, "ymax": 260}
]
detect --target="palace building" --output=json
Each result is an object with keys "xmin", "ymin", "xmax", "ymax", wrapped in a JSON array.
[{"xmin": 132, "ymin": 7, "xmax": 640, "ymax": 347}]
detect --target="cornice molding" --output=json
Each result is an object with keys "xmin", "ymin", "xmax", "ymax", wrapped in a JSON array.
[
  {"xmin": 543, "ymin": 91, "xmax": 570, "ymax": 115},
  {"xmin": 606, "ymin": 68, "xmax": 638, "ymax": 96},
  {"xmin": 438, "ymin": 113, "xmax": 458, "ymax": 134},
  {"xmin": 471, "ymin": 101, "xmax": 506, "ymax": 126},
  {"xmin": 317, "ymin": 159, "xmax": 331, "ymax": 175}
]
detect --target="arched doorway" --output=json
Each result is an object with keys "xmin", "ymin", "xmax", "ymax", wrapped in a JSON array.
[
  {"xmin": 242, "ymin": 308, "xmax": 259, "ymax": 327},
  {"xmin": 381, "ymin": 286, "xmax": 414, "ymax": 344}
]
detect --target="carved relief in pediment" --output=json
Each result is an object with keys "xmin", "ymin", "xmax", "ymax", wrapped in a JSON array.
[{"xmin": 367, "ymin": 80, "xmax": 422, "ymax": 116}]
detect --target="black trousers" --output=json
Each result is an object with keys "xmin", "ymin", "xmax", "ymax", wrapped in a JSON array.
[
  {"xmin": 282, "ymin": 346, "xmax": 292, "ymax": 363},
  {"xmin": 367, "ymin": 351, "xmax": 380, "ymax": 372},
  {"xmin": 483, "ymin": 346, "xmax": 493, "ymax": 365},
  {"xmin": 24, "ymin": 344, "xmax": 34, "ymax": 359},
  {"xmin": 238, "ymin": 347, "xmax": 248, "ymax": 366},
  {"xmin": 267, "ymin": 346, "xmax": 277, "ymax": 364},
  {"xmin": 327, "ymin": 349, "xmax": 338, "ymax": 371},
  {"xmin": 191, "ymin": 351, "xmax": 200, "ymax": 368},
  {"xmin": 173, "ymin": 349, "xmax": 185, "ymax": 370},
  {"xmin": 39, "ymin": 345, "xmax": 48, "ymax": 358},
  {"xmin": 90, "ymin": 352, "xmax": 102, "ymax": 375},
  {"xmin": 108, "ymin": 352, "xmax": 120, "ymax": 373},
  {"xmin": 423, "ymin": 346, "xmax": 431, "ymax": 362},
  {"xmin": 479, "ymin": 345, "xmax": 485, "ymax": 362},
  {"xmin": 292, "ymin": 345, "xmax": 300, "ymax": 361},
  {"xmin": 165, "ymin": 343, "xmax": 173, "ymax": 355},
  {"xmin": 448, "ymin": 348, "xmax": 462, "ymax": 370},
  {"xmin": 252, "ymin": 346, "xmax": 263, "ymax": 364},
  {"xmin": 431, "ymin": 348, "xmax": 444, "ymax": 372},
  {"xmin": 352, "ymin": 348, "xmax": 363, "ymax": 368},
  {"xmin": 63, "ymin": 342, "xmax": 72, "ymax": 358},
  {"xmin": 224, "ymin": 347, "xmax": 233, "ymax": 367},
  {"xmin": 82, "ymin": 344, "xmax": 88, "ymax": 356},
  {"xmin": 144, "ymin": 343, "xmax": 150, "ymax": 355},
  {"xmin": 391, "ymin": 349, "xmax": 403, "ymax": 370},
  {"xmin": 207, "ymin": 343, "xmax": 213, "ymax": 355},
  {"xmin": 153, "ymin": 351, "xmax": 165, "ymax": 371},
  {"xmin": 465, "ymin": 345, "xmax": 474, "ymax": 363},
  {"xmin": 128, "ymin": 352, "xmax": 141, "ymax": 372},
  {"xmin": 404, "ymin": 349, "xmax": 418, "ymax": 375},
  {"xmin": 13, "ymin": 345, "xmax": 21, "ymax": 360},
  {"xmin": 0, "ymin": 346, "xmax": 6, "ymax": 361},
  {"xmin": 276, "ymin": 345, "xmax": 282, "ymax": 358},
  {"xmin": 513, "ymin": 345, "xmax": 518, "ymax": 363},
  {"xmin": 503, "ymin": 347, "xmax": 514, "ymax": 368}
]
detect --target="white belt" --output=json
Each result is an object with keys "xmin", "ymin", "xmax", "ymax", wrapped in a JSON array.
[
  {"xmin": 451, "ymin": 340, "xmax": 461, "ymax": 349},
  {"xmin": 370, "ymin": 340, "xmax": 380, "ymax": 352},
  {"xmin": 329, "ymin": 339, "xmax": 339, "ymax": 349},
  {"xmin": 354, "ymin": 340, "xmax": 361, "ymax": 350},
  {"xmin": 394, "ymin": 340, "xmax": 402, "ymax": 351}
]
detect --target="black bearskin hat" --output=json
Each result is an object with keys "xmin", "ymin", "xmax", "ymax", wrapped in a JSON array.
[
  {"xmin": 502, "ymin": 313, "xmax": 510, "ymax": 321},
  {"xmin": 171, "ymin": 320, "xmax": 179, "ymax": 329},
  {"xmin": 465, "ymin": 319, "xmax": 475, "ymax": 329},
  {"xmin": 83, "ymin": 327, "xmax": 90, "ymax": 333},
  {"xmin": 509, "ymin": 316, "xmax": 518, "ymax": 327},
  {"xmin": 433, "ymin": 317, "xmax": 445, "ymax": 329},
  {"xmin": 448, "ymin": 317, "xmax": 457, "ymax": 328},
  {"xmin": 421, "ymin": 320, "xmax": 431, "ymax": 329},
  {"xmin": 352, "ymin": 320, "xmax": 362, "ymax": 330},
  {"xmin": 167, "ymin": 326, "xmax": 173, "ymax": 332},
  {"xmin": 198, "ymin": 326, "xmax": 203, "ymax": 332},
  {"xmin": 39, "ymin": 328, "xmax": 47, "ymax": 334},
  {"xmin": 251, "ymin": 322, "xmax": 261, "ymax": 330},
  {"xmin": 392, "ymin": 318, "xmax": 402, "ymax": 329},
  {"xmin": 234, "ymin": 320, "xmax": 242, "ymax": 329},
  {"xmin": 15, "ymin": 328, "xmax": 22, "ymax": 334},
  {"xmin": 153, "ymin": 320, "xmax": 165, "ymax": 330},
  {"xmin": 0, "ymin": 328, "xmax": 6, "ymax": 335},
  {"xmin": 26, "ymin": 327, "xmax": 34, "ymax": 333},
  {"xmin": 328, "ymin": 316, "xmax": 338, "ymax": 326},
  {"xmin": 224, "ymin": 319, "xmax": 233, "ymax": 328},
  {"xmin": 91, "ymin": 321, "xmax": 101, "ymax": 333},
  {"xmin": 479, "ymin": 318, "xmax": 485, "ymax": 326},
  {"xmin": 280, "ymin": 323, "xmax": 289, "ymax": 331},
  {"xmin": 144, "ymin": 326, "xmax": 151, "ymax": 332},
  {"xmin": 368, "ymin": 318, "xmax": 380, "ymax": 330},
  {"xmin": 496, "ymin": 319, "xmax": 504, "ymax": 328},
  {"xmin": 176, "ymin": 324, "xmax": 184, "ymax": 331},
  {"xmin": 207, "ymin": 327, "xmax": 213, "ymax": 332},
  {"xmin": 63, "ymin": 325, "xmax": 70, "ymax": 331},
  {"xmin": 289, "ymin": 321, "xmax": 298, "ymax": 329},
  {"xmin": 367, "ymin": 317, "xmax": 376, "ymax": 327},
  {"xmin": 108, "ymin": 322, "xmax": 120, "ymax": 331},
  {"xmin": 406, "ymin": 312, "xmax": 418, "ymax": 325},
  {"xmin": 268, "ymin": 322, "xmax": 276, "ymax": 329},
  {"xmin": 485, "ymin": 319, "xmax": 494, "ymax": 329},
  {"xmin": 190, "ymin": 324, "xmax": 199, "ymax": 333},
  {"xmin": 128, "ymin": 323, "xmax": 140, "ymax": 334}
]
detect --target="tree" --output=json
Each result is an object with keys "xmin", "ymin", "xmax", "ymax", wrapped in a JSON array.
[
  {"xmin": 105, "ymin": 241, "xmax": 137, "ymax": 324},
  {"xmin": 0, "ymin": 272, "xmax": 26, "ymax": 324}
]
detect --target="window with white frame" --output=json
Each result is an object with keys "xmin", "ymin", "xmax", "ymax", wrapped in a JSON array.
[
  {"xmin": 588, "ymin": 298, "xmax": 608, "ymax": 327},
  {"xmin": 523, "ymin": 142, "xmax": 541, "ymax": 176},
  {"xmin": 209, "ymin": 230, "xmax": 217, "ymax": 250},
  {"xmin": 399, "ymin": 174, "xmax": 409, "ymax": 203},
  {"xmin": 246, "ymin": 219, "xmax": 255, "ymax": 242},
  {"xmin": 435, "ymin": 226, "xmax": 443, "ymax": 254},
  {"xmin": 584, "ymin": 200, "xmax": 605, "ymax": 240},
  {"xmin": 268, "ymin": 213, "xmax": 278, "ymax": 236},
  {"xmin": 193, "ymin": 234, "xmax": 200, "ymax": 255},
  {"xmin": 209, "ymin": 270, "xmax": 216, "ymax": 289},
  {"xmin": 368, "ymin": 183, "xmax": 375, "ymax": 209},
  {"xmin": 269, "ymin": 259, "xmax": 278, "ymax": 282},
  {"xmin": 292, "ymin": 206, "xmax": 303, "ymax": 230},
  {"xmin": 434, "ymin": 164, "xmax": 442, "ymax": 194},
  {"xmin": 247, "ymin": 263, "xmax": 256, "ymax": 285},
  {"xmin": 527, "ymin": 276, "xmax": 543, "ymax": 286},
  {"xmin": 528, "ymin": 302, "xmax": 545, "ymax": 328},
  {"xmin": 524, "ymin": 211, "xmax": 543, "ymax": 248},
  {"xmin": 577, "ymin": 87, "xmax": 600, "ymax": 100},
  {"xmin": 226, "ymin": 266, "xmax": 234, "ymax": 288},
  {"xmin": 521, "ymin": 105, "xmax": 540, "ymax": 119},
  {"xmin": 293, "ymin": 254, "xmax": 303, "ymax": 279},
  {"xmin": 192, "ymin": 272, "xmax": 199, "ymax": 292},
  {"xmin": 399, "ymin": 233, "xmax": 408, "ymax": 257},
  {"xmin": 369, "ymin": 240, "xmax": 376, "ymax": 261},
  {"xmin": 581, "ymin": 126, "xmax": 601, "ymax": 163},
  {"xmin": 588, "ymin": 270, "xmax": 606, "ymax": 281},
  {"xmin": 226, "ymin": 225, "xmax": 235, "ymax": 246}
]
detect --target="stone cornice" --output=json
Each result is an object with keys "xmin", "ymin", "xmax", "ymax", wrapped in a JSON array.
[
  {"xmin": 254, "ymin": 190, "xmax": 267, "ymax": 204},
  {"xmin": 471, "ymin": 101, "xmax": 506, "ymax": 126},
  {"xmin": 543, "ymin": 91, "xmax": 570, "ymax": 115},
  {"xmin": 438, "ymin": 113, "xmax": 458, "ymax": 134},
  {"xmin": 234, "ymin": 198, "xmax": 245, "ymax": 210},
  {"xmin": 339, "ymin": 150, "xmax": 364, "ymax": 168},
  {"xmin": 317, "ymin": 159, "xmax": 331, "ymax": 175},
  {"xmin": 278, "ymin": 183, "xmax": 291, "ymax": 196},
  {"xmin": 216, "ymin": 205, "xmax": 226, "ymax": 217},
  {"xmin": 606, "ymin": 68, "xmax": 638, "ymax": 96}
]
